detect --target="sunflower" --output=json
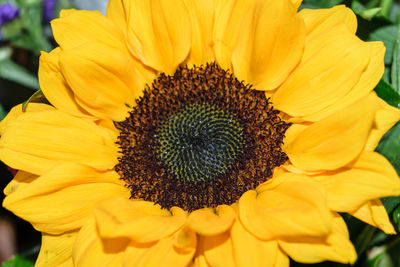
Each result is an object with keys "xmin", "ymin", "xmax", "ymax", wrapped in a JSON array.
[{"xmin": 2, "ymin": 0, "xmax": 400, "ymax": 266}]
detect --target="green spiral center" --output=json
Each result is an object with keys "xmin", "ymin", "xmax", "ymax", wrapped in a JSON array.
[{"xmin": 156, "ymin": 103, "xmax": 245, "ymax": 183}]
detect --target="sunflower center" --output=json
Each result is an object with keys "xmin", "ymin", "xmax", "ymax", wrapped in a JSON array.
[
  {"xmin": 156, "ymin": 103, "xmax": 245, "ymax": 183},
  {"xmin": 115, "ymin": 63, "xmax": 290, "ymax": 211}
]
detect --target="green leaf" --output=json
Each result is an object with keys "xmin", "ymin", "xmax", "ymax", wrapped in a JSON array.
[
  {"xmin": 376, "ymin": 122, "xmax": 400, "ymax": 173},
  {"xmin": 364, "ymin": 0, "xmax": 380, "ymax": 9},
  {"xmin": 379, "ymin": 0, "xmax": 393, "ymax": 19},
  {"xmin": 351, "ymin": 1, "xmax": 367, "ymax": 13},
  {"xmin": 381, "ymin": 196, "xmax": 400, "ymax": 216},
  {"xmin": 300, "ymin": 0, "xmax": 344, "ymax": 9},
  {"xmin": 0, "ymin": 18, "xmax": 23, "ymax": 40},
  {"xmin": 368, "ymin": 25, "xmax": 398, "ymax": 65},
  {"xmin": 387, "ymin": 1, "xmax": 400, "ymax": 23},
  {"xmin": 0, "ymin": 0, "xmax": 18, "ymax": 4},
  {"xmin": 366, "ymin": 251, "xmax": 394, "ymax": 267},
  {"xmin": 369, "ymin": 231, "xmax": 390, "ymax": 248},
  {"xmin": 351, "ymin": 1, "xmax": 382, "ymax": 20},
  {"xmin": 22, "ymin": 90, "xmax": 49, "ymax": 112},
  {"xmin": 375, "ymin": 79, "xmax": 400, "ymax": 107},
  {"xmin": 355, "ymin": 225, "xmax": 377, "ymax": 255},
  {"xmin": 0, "ymin": 104, "xmax": 6, "ymax": 120},
  {"xmin": 392, "ymin": 205, "xmax": 400, "ymax": 232},
  {"xmin": 377, "ymin": 122, "xmax": 400, "ymax": 215},
  {"xmin": 360, "ymin": 7, "xmax": 383, "ymax": 20},
  {"xmin": 383, "ymin": 67, "xmax": 391, "ymax": 83},
  {"xmin": 11, "ymin": 34, "xmax": 51, "ymax": 54},
  {"xmin": 391, "ymin": 26, "xmax": 400, "ymax": 93},
  {"xmin": 386, "ymin": 237, "xmax": 400, "ymax": 266},
  {"xmin": 1, "ymin": 256, "xmax": 34, "ymax": 267},
  {"xmin": 6, "ymin": 0, "xmax": 52, "ymax": 53},
  {"xmin": 0, "ymin": 59, "xmax": 39, "ymax": 90}
]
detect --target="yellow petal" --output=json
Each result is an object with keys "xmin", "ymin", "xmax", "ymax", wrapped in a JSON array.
[
  {"xmin": 351, "ymin": 199, "xmax": 396, "ymax": 234},
  {"xmin": 123, "ymin": 228, "xmax": 196, "ymax": 267},
  {"xmin": 52, "ymin": 10, "xmax": 126, "ymax": 52},
  {"xmin": 3, "ymin": 170, "xmax": 37, "ymax": 196},
  {"xmin": 279, "ymin": 213, "xmax": 357, "ymax": 264},
  {"xmin": 286, "ymin": 93, "xmax": 378, "ymax": 171},
  {"xmin": 200, "ymin": 233, "xmax": 235, "ymax": 267},
  {"xmin": 0, "ymin": 103, "xmax": 53, "ymax": 135},
  {"xmin": 184, "ymin": 0, "xmax": 216, "ymax": 66},
  {"xmin": 0, "ymin": 109, "xmax": 118, "ymax": 175},
  {"xmin": 51, "ymin": 7, "xmax": 157, "ymax": 100},
  {"xmin": 94, "ymin": 197, "xmax": 187, "ymax": 243},
  {"xmin": 300, "ymin": 5, "xmax": 357, "ymax": 37},
  {"xmin": 291, "ymin": 0, "xmax": 302, "ymax": 9},
  {"xmin": 273, "ymin": 25, "xmax": 377, "ymax": 119},
  {"xmin": 187, "ymin": 205, "xmax": 235, "ymax": 236},
  {"xmin": 301, "ymin": 42, "xmax": 385, "ymax": 122},
  {"xmin": 314, "ymin": 151, "xmax": 400, "ymax": 212},
  {"xmin": 36, "ymin": 231, "xmax": 77, "ymax": 267},
  {"xmin": 120, "ymin": 243, "xmax": 150, "ymax": 267},
  {"xmin": 174, "ymin": 226, "xmax": 198, "ymax": 250},
  {"xmin": 239, "ymin": 173, "xmax": 333, "ymax": 240},
  {"xmin": 213, "ymin": 0, "xmax": 254, "ymax": 70},
  {"xmin": 59, "ymin": 42, "xmax": 147, "ymax": 122},
  {"xmin": 96, "ymin": 118, "xmax": 120, "ymax": 136},
  {"xmin": 192, "ymin": 255, "xmax": 210, "ymax": 267},
  {"xmin": 73, "ymin": 219, "xmax": 127, "ymax": 267},
  {"xmin": 3, "ymin": 164, "xmax": 127, "ymax": 234},
  {"xmin": 275, "ymin": 249, "xmax": 290, "ymax": 267},
  {"xmin": 192, "ymin": 240, "xmax": 210, "ymax": 267},
  {"xmin": 231, "ymin": 0, "xmax": 305, "ymax": 90},
  {"xmin": 123, "ymin": 230, "xmax": 196, "ymax": 267},
  {"xmin": 106, "ymin": 0, "xmax": 129, "ymax": 37},
  {"xmin": 231, "ymin": 218, "xmax": 286, "ymax": 267},
  {"xmin": 282, "ymin": 123, "xmax": 308, "ymax": 151},
  {"xmin": 365, "ymin": 95, "xmax": 400, "ymax": 151},
  {"xmin": 125, "ymin": 0, "xmax": 191, "ymax": 74},
  {"xmin": 39, "ymin": 48, "xmax": 91, "ymax": 118}
]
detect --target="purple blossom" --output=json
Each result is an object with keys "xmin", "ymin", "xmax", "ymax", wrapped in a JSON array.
[
  {"xmin": 43, "ymin": 0, "xmax": 57, "ymax": 22},
  {"xmin": 0, "ymin": 2, "xmax": 19, "ymax": 27}
]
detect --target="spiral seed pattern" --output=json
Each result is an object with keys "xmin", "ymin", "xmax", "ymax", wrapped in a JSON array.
[{"xmin": 157, "ymin": 103, "xmax": 244, "ymax": 183}]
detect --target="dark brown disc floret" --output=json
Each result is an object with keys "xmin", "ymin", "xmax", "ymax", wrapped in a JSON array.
[{"xmin": 115, "ymin": 63, "xmax": 290, "ymax": 211}]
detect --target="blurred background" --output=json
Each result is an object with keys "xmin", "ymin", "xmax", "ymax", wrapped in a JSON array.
[{"xmin": 1, "ymin": 0, "xmax": 400, "ymax": 266}]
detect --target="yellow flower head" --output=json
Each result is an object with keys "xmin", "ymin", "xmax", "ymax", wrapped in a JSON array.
[{"xmin": 1, "ymin": 0, "xmax": 400, "ymax": 266}]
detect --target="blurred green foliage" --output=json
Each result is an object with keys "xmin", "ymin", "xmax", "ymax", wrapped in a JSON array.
[
  {"xmin": 1, "ymin": 0, "xmax": 400, "ymax": 266},
  {"xmin": 0, "ymin": 0, "xmax": 76, "ymax": 92},
  {"xmin": 1, "ymin": 256, "xmax": 34, "ymax": 267}
]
